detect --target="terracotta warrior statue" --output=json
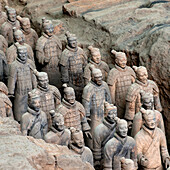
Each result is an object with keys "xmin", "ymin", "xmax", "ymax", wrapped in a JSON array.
[
  {"xmin": 125, "ymin": 66, "xmax": 162, "ymax": 127},
  {"xmin": 6, "ymin": 27, "xmax": 34, "ymax": 64},
  {"xmin": 69, "ymin": 127, "xmax": 93, "ymax": 166},
  {"xmin": 0, "ymin": 2, "xmax": 7, "ymax": 26},
  {"xmin": 0, "ymin": 35, "xmax": 8, "ymax": 54},
  {"xmin": 135, "ymin": 109, "xmax": 169, "ymax": 170},
  {"xmin": 21, "ymin": 89, "xmax": 48, "ymax": 139},
  {"xmin": 36, "ymin": 18, "xmax": 62, "ymax": 88},
  {"xmin": 82, "ymin": 65, "xmax": 111, "ymax": 148},
  {"xmin": 57, "ymin": 84, "xmax": 91, "ymax": 139},
  {"xmin": 0, "ymin": 82, "xmax": 13, "ymax": 118},
  {"xmin": 60, "ymin": 31, "xmax": 87, "ymax": 101},
  {"xmin": 120, "ymin": 157, "xmax": 136, "ymax": 170},
  {"xmin": 103, "ymin": 118, "xmax": 137, "ymax": 170},
  {"xmin": 93, "ymin": 102, "xmax": 117, "ymax": 169},
  {"xmin": 0, "ymin": 50, "xmax": 8, "ymax": 83},
  {"xmin": 34, "ymin": 71, "xmax": 61, "ymax": 129},
  {"xmin": 44, "ymin": 110, "xmax": 71, "ymax": 146},
  {"xmin": 107, "ymin": 49, "xmax": 136, "ymax": 118},
  {"xmin": 0, "ymin": 6, "xmax": 20, "ymax": 46},
  {"xmin": 84, "ymin": 45, "xmax": 109, "ymax": 85},
  {"xmin": 131, "ymin": 91, "xmax": 165, "ymax": 137},
  {"xmin": 8, "ymin": 45, "xmax": 36, "ymax": 122},
  {"xmin": 17, "ymin": 16, "xmax": 38, "ymax": 51}
]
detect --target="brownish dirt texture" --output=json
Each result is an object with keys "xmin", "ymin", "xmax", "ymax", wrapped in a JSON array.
[
  {"xmin": 0, "ymin": 117, "xmax": 94, "ymax": 170},
  {"xmin": 8, "ymin": 0, "xmax": 170, "ymax": 147}
]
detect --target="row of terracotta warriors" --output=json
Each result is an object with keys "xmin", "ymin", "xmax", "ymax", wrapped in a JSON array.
[{"xmin": 0, "ymin": 4, "xmax": 169, "ymax": 170}]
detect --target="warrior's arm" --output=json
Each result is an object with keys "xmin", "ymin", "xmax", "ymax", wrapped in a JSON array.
[
  {"xmin": 124, "ymin": 96, "xmax": 138, "ymax": 121},
  {"xmin": 152, "ymin": 81, "xmax": 162, "ymax": 112},
  {"xmin": 130, "ymin": 141, "xmax": 138, "ymax": 169},
  {"xmin": 131, "ymin": 114, "xmax": 143, "ymax": 137},
  {"xmin": 60, "ymin": 65, "xmax": 69, "ymax": 83},
  {"xmin": 42, "ymin": 121, "xmax": 48, "ymax": 139},
  {"xmin": 103, "ymin": 144, "xmax": 114, "ymax": 170},
  {"xmin": 36, "ymin": 43, "xmax": 48, "ymax": 65},
  {"xmin": 93, "ymin": 131, "xmax": 102, "ymax": 161},
  {"xmin": 160, "ymin": 131, "xmax": 169, "ymax": 162},
  {"xmin": 105, "ymin": 84, "xmax": 112, "ymax": 104},
  {"xmin": 7, "ymin": 64, "xmax": 17, "ymax": 95},
  {"xmin": 29, "ymin": 61, "xmax": 37, "ymax": 89},
  {"xmin": 3, "ymin": 55, "xmax": 9, "ymax": 83},
  {"xmin": 82, "ymin": 98, "xmax": 91, "ymax": 118},
  {"xmin": 2, "ymin": 36, "xmax": 8, "ymax": 53},
  {"xmin": 50, "ymin": 86, "xmax": 61, "ymax": 107},
  {"xmin": 21, "ymin": 116, "xmax": 29, "ymax": 136},
  {"xmin": 158, "ymin": 112, "xmax": 165, "ymax": 133},
  {"xmin": 108, "ymin": 84, "xmax": 116, "ymax": 104},
  {"xmin": 79, "ymin": 103, "xmax": 91, "ymax": 131},
  {"xmin": 135, "ymin": 136, "xmax": 144, "ymax": 165}
]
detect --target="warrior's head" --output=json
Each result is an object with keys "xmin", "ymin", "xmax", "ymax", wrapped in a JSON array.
[
  {"xmin": 104, "ymin": 101, "xmax": 117, "ymax": 123},
  {"xmin": 63, "ymin": 84, "xmax": 75, "ymax": 105},
  {"xmin": 5, "ymin": 6, "xmax": 16, "ymax": 22},
  {"xmin": 115, "ymin": 118, "xmax": 128, "ymax": 138},
  {"xmin": 28, "ymin": 89, "xmax": 41, "ymax": 112},
  {"xmin": 17, "ymin": 45, "xmax": 27, "ymax": 62},
  {"xmin": 50, "ymin": 110, "xmax": 65, "ymax": 131},
  {"xmin": 141, "ymin": 108, "xmax": 156, "ymax": 130},
  {"xmin": 42, "ymin": 17, "xmax": 54, "ymax": 37},
  {"xmin": 133, "ymin": 66, "xmax": 148, "ymax": 84},
  {"xmin": 89, "ymin": 65, "xmax": 103, "ymax": 86},
  {"xmin": 111, "ymin": 49, "xmax": 127, "ymax": 69},
  {"xmin": 34, "ymin": 71, "xmax": 49, "ymax": 90},
  {"xmin": 140, "ymin": 91, "xmax": 154, "ymax": 110},
  {"xmin": 70, "ymin": 127, "xmax": 84, "ymax": 148},
  {"xmin": 17, "ymin": 16, "xmax": 31, "ymax": 34},
  {"xmin": 13, "ymin": 27, "xmax": 25, "ymax": 44},
  {"xmin": 65, "ymin": 31, "xmax": 77, "ymax": 49},
  {"xmin": 88, "ymin": 46, "xmax": 101, "ymax": 64}
]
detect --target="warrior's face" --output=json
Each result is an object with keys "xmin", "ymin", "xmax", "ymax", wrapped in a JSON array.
[
  {"xmin": 22, "ymin": 22, "xmax": 31, "ymax": 34},
  {"xmin": 8, "ymin": 11, "xmax": 16, "ymax": 22},
  {"xmin": 142, "ymin": 97, "xmax": 154, "ymax": 110},
  {"xmin": 137, "ymin": 69, "xmax": 148, "ymax": 84},
  {"xmin": 38, "ymin": 77, "xmax": 49, "ymax": 89},
  {"xmin": 54, "ymin": 117, "xmax": 64, "ymax": 131},
  {"xmin": 92, "ymin": 53, "xmax": 101, "ymax": 64},
  {"xmin": 117, "ymin": 122, "xmax": 128, "ymax": 138},
  {"xmin": 144, "ymin": 114, "xmax": 156, "ymax": 129},
  {"xmin": 30, "ymin": 97, "xmax": 41, "ymax": 112},
  {"xmin": 15, "ymin": 32, "xmax": 25, "ymax": 44},
  {"xmin": 115, "ymin": 54, "xmax": 127, "ymax": 69},
  {"xmin": 94, "ymin": 75, "xmax": 103, "ymax": 86},
  {"xmin": 68, "ymin": 39, "xmax": 77, "ymax": 49},
  {"xmin": 107, "ymin": 109, "xmax": 117, "ymax": 122},
  {"xmin": 72, "ymin": 132, "xmax": 84, "ymax": 148},
  {"xmin": 44, "ymin": 24, "xmax": 54, "ymax": 37},
  {"xmin": 18, "ymin": 48, "xmax": 27, "ymax": 61},
  {"xmin": 64, "ymin": 91, "xmax": 75, "ymax": 105}
]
